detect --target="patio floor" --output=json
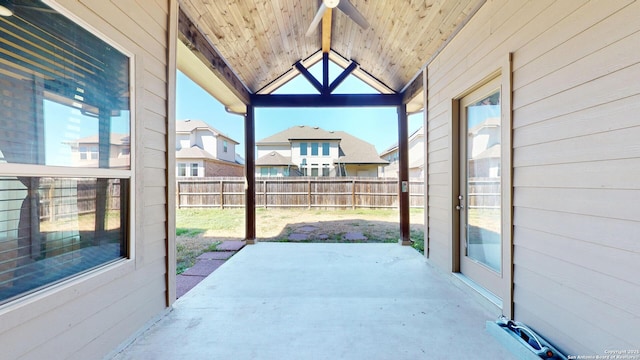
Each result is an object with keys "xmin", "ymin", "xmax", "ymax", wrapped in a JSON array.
[{"xmin": 111, "ymin": 243, "xmax": 515, "ymax": 360}]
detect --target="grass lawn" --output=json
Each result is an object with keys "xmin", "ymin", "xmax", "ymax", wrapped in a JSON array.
[{"xmin": 175, "ymin": 208, "xmax": 425, "ymax": 273}]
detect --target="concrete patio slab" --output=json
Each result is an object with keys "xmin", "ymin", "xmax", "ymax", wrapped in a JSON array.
[{"xmin": 113, "ymin": 243, "xmax": 515, "ymax": 360}]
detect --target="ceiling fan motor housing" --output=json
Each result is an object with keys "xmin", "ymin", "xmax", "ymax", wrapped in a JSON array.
[{"xmin": 323, "ymin": 0, "xmax": 340, "ymax": 9}]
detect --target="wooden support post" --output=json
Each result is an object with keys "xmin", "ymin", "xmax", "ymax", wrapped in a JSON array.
[
  {"xmin": 245, "ymin": 106, "xmax": 256, "ymax": 244},
  {"xmin": 398, "ymin": 104, "xmax": 411, "ymax": 246}
]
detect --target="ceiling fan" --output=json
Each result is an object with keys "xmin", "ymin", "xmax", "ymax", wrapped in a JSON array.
[{"xmin": 305, "ymin": 0, "xmax": 369, "ymax": 37}]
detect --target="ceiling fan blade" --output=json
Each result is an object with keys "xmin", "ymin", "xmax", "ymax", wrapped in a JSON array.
[
  {"xmin": 305, "ymin": 3, "xmax": 328, "ymax": 37},
  {"xmin": 337, "ymin": 0, "xmax": 369, "ymax": 30}
]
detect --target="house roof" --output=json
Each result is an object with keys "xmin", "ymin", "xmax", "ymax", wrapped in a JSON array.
[
  {"xmin": 255, "ymin": 151, "xmax": 295, "ymax": 166},
  {"xmin": 333, "ymin": 131, "xmax": 388, "ymax": 165},
  {"xmin": 380, "ymin": 126, "xmax": 424, "ymax": 156},
  {"xmin": 71, "ymin": 133, "xmax": 130, "ymax": 145},
  {"xmin": 469, "ymin": 117, "xmax": 500, "ymax": 135},
  {"xmin": 473, "ymin": 143, "xmax": 501, "ymax": 160},
  {"xmin": 175, "ymin": 146, "xmax": 215, "ymax": 160},
  {"xmin": 179, "ymin": 0, "xmax": 483, "ymax": 114},
  {"xmin": 176, "ymin": 119, "xmax": 240, "ymax": 144},
  {"xmin": 256, "ymin": 125, "xmax": 342, "ymax": 145}
]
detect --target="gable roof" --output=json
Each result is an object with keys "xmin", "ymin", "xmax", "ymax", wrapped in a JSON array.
[
  {"xmin": 175, "ymin": 146, "xmax": 215, "ymax": 160},
  {"xmin": 257, "ymin": 125, "xmax": 341, "ymax": 145},
  {"xmin": 69, "ymin": 133, "xmax": 130, "ymax": 145},
  {"xmin": 255, "ymin": 151, "xmax": 295, "ymax": 166},
  {"xmin": 380, "ymin": 126, "xmax": 424, "ymax": 157},
  {"xmin": 333, "ymin": 131, "xmax": 388, "ymax": 165},
  {"xmin": 179, "ymin": 1, "xmax": 481, "ymax": 98},
  {"xmin": 176, "ymin": 119, "xmax": 240, "ymax": 144}
]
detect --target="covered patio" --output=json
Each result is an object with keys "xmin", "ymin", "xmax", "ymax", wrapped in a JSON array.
[{"xmin": 113, "ymin": 243, "xmax": 514, "ymax": 359}]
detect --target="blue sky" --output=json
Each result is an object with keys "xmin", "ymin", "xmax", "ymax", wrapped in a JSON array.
[{"xmin": 176, "ymin": 61, "xmax": 423, "ymax": 158}]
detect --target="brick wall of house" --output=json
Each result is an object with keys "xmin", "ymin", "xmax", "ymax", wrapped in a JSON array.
[{"xmin": 204, "ymin": 160, "xmax": 244, "ymax": 176}]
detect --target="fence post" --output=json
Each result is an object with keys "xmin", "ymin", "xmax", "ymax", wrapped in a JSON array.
[
  {"xmin": 307, "ymin": 179, "xmax": 311, "ymax": 209},
  {"xmin": 219, "ymin": 179, "xmax": 224, "ymax": 209},
  {"xmin": 352, "ymin": 179, "xmax": 356, "ymax": 210},
  {"xmin": 176, "ymin": 180, "xmax": 180, "ymax": 209}
]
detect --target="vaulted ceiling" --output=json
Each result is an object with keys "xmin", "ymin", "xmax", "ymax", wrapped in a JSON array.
[{"xmin": 178, "ymin": 0, "xmax": 484, "ymax": 111}]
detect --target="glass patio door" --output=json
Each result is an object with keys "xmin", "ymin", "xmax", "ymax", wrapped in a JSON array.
[{"xmin": 458, "ymin": 77, "xmax": 503, "ymax": 298}]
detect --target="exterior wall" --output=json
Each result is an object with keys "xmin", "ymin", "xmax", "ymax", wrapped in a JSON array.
[
  {"xmin": 204, "ymin": 159, "xmax": 243, "ymax": 177},
  {"xmin": 344, "ymin": 164, "xmax": 378, "ymax": 177},
  {"xmin": 426, "ymin": 0, "xmax": 640, "ymax": 355},
  {"xmin": 0, "ymin": 1, "xmax": 174, "ymax": 359},
  {"xmin": 256, "ymin": 145, "xmax": 290, "ymax": 159},
  {"xmin": 176, "ymin": 134, "xmax": 190, "ymax": 149},
  {"xmin": 216, "ymin": 136, "xmax": 236, "ymax": 163},
  {"xmin": 291, "ymin": 140, "xmax": 339, "ymax": 173},
  {"xmin": 197, "ymin": 130, "xmax": 216, "ymax": 158}
]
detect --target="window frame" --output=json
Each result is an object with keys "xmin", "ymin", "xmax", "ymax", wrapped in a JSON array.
[{"xmin": 0, "ymin": 1, "xmax": 137, "ymax": 304}]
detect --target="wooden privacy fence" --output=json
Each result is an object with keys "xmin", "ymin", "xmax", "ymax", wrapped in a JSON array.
[
  {"xmin": 176, "ymin": 177, "xmax": 425, "ymax": 209},
  {"xmin": 39, "ymin": 178, "xmax": 121, "ymax": 221}
]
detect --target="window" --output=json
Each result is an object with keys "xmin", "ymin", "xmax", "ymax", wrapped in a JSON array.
[
  {"xmin": 260, "ymin": 167, "xmax": 268, "ymax": 176},
  {"xmin": 300, "ymin": 142, "xmax": 307, "ymax": 155},
  {"xmin": 178, "ymin": 163, "xmax": 187, "ymax": 177},
  {"xmin": 223, "ymin": 140, "xmax": 228, "ymax": 153},
  {"xmin": 0, "ymin": 3, "xmax": 131, "ymax": 304},
  {"xmin": 322, "ymin": 165, "xmax": 330, "ymax": 177},
  {"xmin": 90, "ymin": 146, "xmax": 99, "ymax": 160},
  {"xmin": 322, "ymin": 143, "xmax": 330, "ymax": 156},
  {"xmin": 270, "ymin": 167, "xmax": 278, "ymax": 176},
  {"xmin": 311, "ymin": 143, "xmax": 319, "ymax": 156},
  {"xmin": 190, "ymin": 163, "xmax": 199, "ymax": 177},
  {"xmin": 311, "ymin": 164, "xmax": 318, "ymax": 177},
  {"xmin": 79, "ymin": 146, "xmax": 88, "ymax": 160}
]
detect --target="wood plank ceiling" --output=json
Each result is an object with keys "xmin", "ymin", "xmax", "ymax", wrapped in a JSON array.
[{"xmin": 179, "ymin": 0, "xmax": 482, "ymax": 95}]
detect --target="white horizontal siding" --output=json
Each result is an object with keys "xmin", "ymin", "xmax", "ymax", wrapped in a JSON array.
[{"xmin": 426, "ymin": 0, "xmax": 640, "ymax": 355}]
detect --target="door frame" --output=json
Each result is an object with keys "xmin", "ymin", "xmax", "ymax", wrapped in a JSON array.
[{"xmin": 451, "ymin": 54, "xmax": 513, "ymax": 317}]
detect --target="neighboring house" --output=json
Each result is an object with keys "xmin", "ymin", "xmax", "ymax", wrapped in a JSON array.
[
  {"xmin": 176, "ymin": 119, "xmax": 243, "ymax": 177},
  {"xmin": 255, "ymin": 126, "xmax": 388, "ymax": 177},
  {"xmin": 66, "ymin": 133, "xmax": 131, "ymax": 168},
  {"xmin": 379, "ymin": 126, "xmax": 424, "ymax": 179},
  {"xmin": 467, "ymin": 117, "xmax": 501, "ymax": 178}
]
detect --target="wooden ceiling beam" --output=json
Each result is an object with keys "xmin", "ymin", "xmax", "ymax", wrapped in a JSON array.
[
  {"xmin": 250, "ymin": 93, "xmax": 402, "ymax": 108},
  {"xmin": 178, "ymin": 8, "xmax": 251, "ymax": 104},
  {"xmin": 402, "ymin": 70, "xmax": 424, "ymax": 105},
  {"xmin": 322, "ymin": 8, "xmax": 333, "ymax": 53}
]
